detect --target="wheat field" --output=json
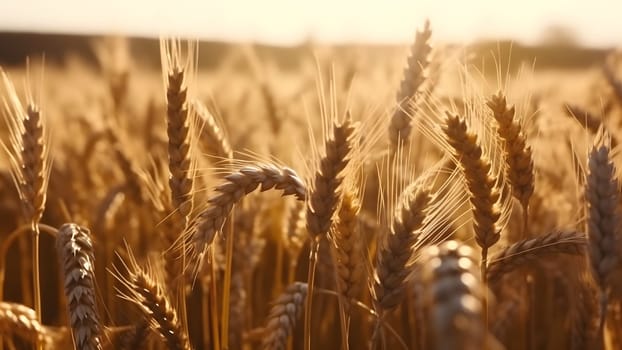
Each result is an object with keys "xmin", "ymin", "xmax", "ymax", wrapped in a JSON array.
[{"xmin": 0, "ymin": 20, "xmax": 621, "ymax": 350}]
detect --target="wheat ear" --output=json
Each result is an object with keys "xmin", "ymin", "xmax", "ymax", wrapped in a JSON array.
[
  {"xmin": 585, "ymin": 132, "xmax": 620, "ymax": 335},
  {"xmin": 56, "ymin": 223, "xmax": 103, "ymax": 350},
  {"xmin": 306, "ymin": 115, "xmax": 357, "ymax": 238},
  {"xmin": 389, "ymin": 20, "xmax": 432, "ymax": 153},
  {"xmin": 372, "ymin": 185, "xmax": 431, "ymax": 312},
  {"xmin": 261, "ymin": 282, "xmax": 308, "ymax": 350},
  {"xmin": 487, "ymin": 92, "xmax": 534, "ymax": 226},
  {"xmin": 331, "ymin": 190, "xmax": 365, "ymax": 310},
  {"xmin": 0, "ymin": 301, "xmax": 59, "ymax": 345},
  {"xmin": 189, "ymin": 163, "xmax": 306, "ymax": 266},
  {"xmin": 304, "ymin": 115, "xmax": 357, "ymax": 350},
  {"xmin": 487, "ymin": 230, "xmax": 586, "ymax": 285},
  {"xmin": 114, "ymin": 253, "xmax": 191, "ymax": 350},
  {"xmin": 417, "ymin": 241, "xmax": 487, "ymax": 350},
  {"xmin": 283, "ymin": 200, "xmax": 307, "ymax": 280},
  {"xmin": 442, "ymin": 112, "xmax": 501, "ymax": 283},
  {"xmin": 161, "ymin": 39, "xmax": 194, "ymax": 219},
  {"xmin": 1, "ymin": 69, "xmax": 51, "ymax": 348}
]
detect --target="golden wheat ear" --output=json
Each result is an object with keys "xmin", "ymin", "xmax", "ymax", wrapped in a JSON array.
[
  {"xmin": 585, "ymin": 127, "xmax": 620, "ymax": 335},
  {"xmin": 160, "ymin": 38, "xmax": 197, "ymax": 220},
  {"xmin": 56, "ymin": 223, "xmax": 103, "ymax": 350},
  {"xmin": 486, "ymin": 230, "xmax": 586, "ymax": 286},
  {"xmin": 261, "ymin": 282, "xmax": 308, "ymax": 350},
  {"xmin": 112, "ymin": 248, "xmax": 191, "ymax": 350},
  {"xmin": 414, "ymin": 240, "xmax": 497, "ymax": 349},
  {"xmin": 1, "ymin": 67, "xmax": 52, "ymax": 342},
  {"xmin": 185, "ymin": 162, "xmax": 306, "ymax": 270},
  {"xmin": 441, "ymin": 111, "xmax": 501, "ymax": 282},
  {"xmin": 372, "ymin": 185, "xmax": 431, "ymax": 313},
  {"xmin": 0, "ymin": 301, "xmax": 64, "ymax": 346},
  {"xmin": 389, "ymin": 19, "xmax": 433, "ymax": 154},
  {"xmin": 486, "ymin": 92, "xmax": 534, "ymax": 223}
]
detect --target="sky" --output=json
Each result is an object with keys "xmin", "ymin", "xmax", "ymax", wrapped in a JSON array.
[{"xmin": 0, "ymin": 0, "xmax": 621, "ymax": 47}]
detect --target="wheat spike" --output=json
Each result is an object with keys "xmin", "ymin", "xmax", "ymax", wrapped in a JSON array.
[
  {"xmin": 487, "ymin": 230, "xmax": 586, "ymax": 285},
  {"xmin": 331, "ymin": 190, "xmax": 365, "ymax": 309},
  {"xmin": 161, "ymin": 39, "xmax": 195, "ymax": 219},
  {"xmin": 417, "ymin": 241, "xmax": 487, "ymax": 350},
  {"xmin": 373, "ymin": 185, "xmax": 431, "ymax": 311},
  {"xmin": 306, "ymin": 115, "xmax": 357, "ymax": 239},
  {"xmin": 261, "ymin": 282, "xmax": 308, "ymax": 350},
  {"xmin": 114, "ymin": 253, "xmax": 191, "ymax": 350},
  {"xmin": 585, "ymin": 131, "xmax": 620, "ymax": 333},
  {"xmin": 189, "ymin": 163, "xmax": 306, "ymax": 267},
  {"xmin": 487, "ymin": 92, "xmax": 534, "ymax": 213},
  {"xmin": 442, "ymin": 112, "xmax": 501, "ymax": 281},
  {"xmin": 0, "ymin": 301, "xmax": 61, "ymax": 345},
  {"xmin": 56, "ymin": 223, "xmax": 103, "ymax": 350},
  {"xmin": 389, "ymin": 20, "xmax": 432, "ymax": 153}
]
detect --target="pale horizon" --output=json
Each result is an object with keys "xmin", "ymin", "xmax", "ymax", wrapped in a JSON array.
[{"xmin": 1, "ymin": 0, "xmax": 621, "ymax": 47}]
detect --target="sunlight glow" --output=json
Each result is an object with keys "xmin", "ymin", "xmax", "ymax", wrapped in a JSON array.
[{"xmin": 0, "ymin": 0, "xmax": 620, "ymax": 46}]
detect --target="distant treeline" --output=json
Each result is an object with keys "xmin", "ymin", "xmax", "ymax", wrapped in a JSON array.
[{"xmin": 0, "ymin": 32, "xmax": 612, "ymax": 72}]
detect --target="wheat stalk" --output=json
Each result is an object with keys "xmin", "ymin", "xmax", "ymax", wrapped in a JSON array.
[{"xmin": 331, "ymin": 190, "xmax": 365, "ymax": 310}]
